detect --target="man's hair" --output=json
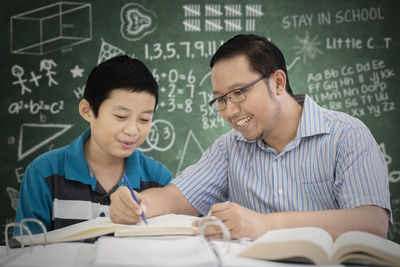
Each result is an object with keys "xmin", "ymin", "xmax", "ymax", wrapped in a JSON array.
[
  {"xmin": 210, "ymin": 34, "xmax": 294, "ymax": 96},
  {"xmin": 83, "ymin": 55, "xmax": 158, "ymax": 117}
]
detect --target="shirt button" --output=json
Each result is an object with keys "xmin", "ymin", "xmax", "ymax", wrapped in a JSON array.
[{"xmin": 278, "ymin": 189, "xmax": 283, "ymax": 195}]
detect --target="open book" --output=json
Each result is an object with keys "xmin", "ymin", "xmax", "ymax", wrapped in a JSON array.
[
  {"xmin": 240, "ymin": 227, "xmax": 400, "ymax": 266},
  {"xmin": 14, "ymin": 214, "xmax": 198, "ymax": 246}
]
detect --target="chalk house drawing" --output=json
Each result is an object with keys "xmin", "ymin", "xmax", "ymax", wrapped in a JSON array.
[
  {"xmin": 10, "ymin": 2, "xmax": 92, "ymax": 55},
  {"xmin": 120, "ymin": 3, "xmax": 157, "ymax": 41},
  {"xmin": 17, "ymin": 123, "xmax": 73, "ymax": 161}
]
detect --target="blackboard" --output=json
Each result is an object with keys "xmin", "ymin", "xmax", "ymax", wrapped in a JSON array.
[{"xmin": 1, "ymin": 0, "xmax": 399, "ymax": 244}]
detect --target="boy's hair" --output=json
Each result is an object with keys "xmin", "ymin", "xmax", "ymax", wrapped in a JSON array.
[
  {"xmin": 83, "ymin": 55, "xmax": 158, "ymax": 117},
  {"xmin": 210, "ymin": 34, "xmax": 294, "ymax": 96}
]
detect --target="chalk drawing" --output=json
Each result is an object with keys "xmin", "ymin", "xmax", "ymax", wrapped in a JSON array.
[
  {"xmin": 17, "ymin": 123, "xmax": 73, "ymax": 161},
  {"xmin": 11, "ymin": 65, "xmax": 32, "ymax": 95},
  {"xmin": 120, "ymin": 3, "xmax": 157, "ymax": 41},
  {"xmin": 97, "ymin": 38, "xmax": 125, "ymax": 64},
  {"xmin": 293, "ymin": 31, "xmax": 323, "ymax": 63},
  {"xmin": 379, "ymin": 142, "xmax": 400, "ymax": 183},
  {"xmin": 10, "ymin": 2, "xmax": 92, "ymax": 55},
  {"xmin": 140, "ymin": 119, "xmax": 175, "ymax": 152},
  {"xmin": 40, "ymin": 59, "xmax": 58, "ymax": 87},
  {"xmin": 6, "ymin": 187, "xmax": 19, "ymax": 211},
  {"xmin": 70, "ymin": 65, "xmax": 84, "ymax": 78},
  {"xmin": 176, "ymin": 130, "xmax": 204, "ymax": 176}
]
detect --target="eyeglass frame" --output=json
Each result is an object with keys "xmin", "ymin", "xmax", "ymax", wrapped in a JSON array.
[{"xmin": 208, "ymin": 74, "xmax": 269, "ymax": 111}]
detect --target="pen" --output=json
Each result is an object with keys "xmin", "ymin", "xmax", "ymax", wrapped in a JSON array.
[
  {"xmin": 207, "ymin": 200, "xmax": 214, "ymax": 216},
  {"xmin": 122, "ymin": 173, "xmax": 148, "ymax": 225}
]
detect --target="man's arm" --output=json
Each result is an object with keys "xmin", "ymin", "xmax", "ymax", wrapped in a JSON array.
[
  {"xmin": 109, "ymin": 184, "xmax": 199, "ymax": 224},
  {"xmin": 198, "ymin": 203, "xmax": 389, "ymax": 240}
]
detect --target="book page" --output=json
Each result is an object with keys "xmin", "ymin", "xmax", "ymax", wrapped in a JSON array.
[
  {"xmin": 14, "ymin": 217, "xmax": 115, "ymax": 245},
  {"xmin": 332, "ymin": 231, "xmax": 400, "ymax": 265},
  {"xmin": 255, "ymin": 227, "xmax": 333, "ymax": 257},
  {"xmin": 114, "ymin": 214, "xmax": 198, "ymax": 236},
  {"xmin": 240, "ymin": 227, "xmax": 334, "ymax": 265}
]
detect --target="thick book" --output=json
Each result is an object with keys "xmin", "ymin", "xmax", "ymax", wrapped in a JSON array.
[
  {"xmin": 14, "ymin": 214, "xmax": 198, "ymax": 246},
  {"xmin": 239, "ymin": 227, "xmax": 400, "ymax": 266}
]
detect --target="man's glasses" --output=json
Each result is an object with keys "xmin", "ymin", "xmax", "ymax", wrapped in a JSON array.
[{"xmin": 208, "ymin": 75, "xmax": 268, "ymax": 111}]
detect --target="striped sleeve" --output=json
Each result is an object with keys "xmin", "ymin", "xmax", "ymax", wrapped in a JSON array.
[
  {"xmin": 172, "ymin": 132, "xmax": 233, "ymax": 215},
  {"xmin": 334, "ymin": 120, "xmax": 391, "ymax": 214}
]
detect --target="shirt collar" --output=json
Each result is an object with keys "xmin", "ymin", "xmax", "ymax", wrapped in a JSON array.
[
  {"xmin": 297, "ymin": 94, "xmax": 329, "ymax": 138},
  {"xmin": 65, "ymin": 128, "xmax": 143, "ymax": 189},
  {"xmin": 65, "ymin": 128, "xmax": 93, "ymax": 185},
  {"xmin": 233, "ymin": 94, "xmax": 329, "ymax": 143}
]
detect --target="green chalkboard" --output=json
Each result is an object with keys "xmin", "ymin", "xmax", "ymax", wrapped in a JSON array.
[{"xmin": 1, "ymin": 0, "xmax": 399, "ymax": 244}]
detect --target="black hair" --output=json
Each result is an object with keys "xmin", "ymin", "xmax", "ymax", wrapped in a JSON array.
[
  {"xmin": 83, "ymin": 55, "xmax": 158, "ymax": 117},
  {"xmin": 210, "ymin": 34, "xmax": 294, "ymax": 96}
]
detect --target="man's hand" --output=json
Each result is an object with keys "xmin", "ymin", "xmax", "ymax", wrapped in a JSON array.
[
  {"xmin": 109, "ymin": 186, "xmax": 149, "ymax": 224},
  {"xmin": 194, "ymin": 202, "xmax": 268, "ymax": 240}
]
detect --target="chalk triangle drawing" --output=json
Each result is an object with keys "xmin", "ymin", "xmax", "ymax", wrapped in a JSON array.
[
  {"xmin": 97, "ymin": 38, "xmax": 125, "ymax": 64},
  {"xmin": 18, "ymin": 123, "xmax": 73, "ymax": 161},
  {"xmin": 176, "ymin": 130, "xmax": 204, "ymax": 176}
]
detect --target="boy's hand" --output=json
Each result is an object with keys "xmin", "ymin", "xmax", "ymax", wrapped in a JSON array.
[{"xmin": 109, "ymin": 186, "xmax": 148, "ymax": 224}]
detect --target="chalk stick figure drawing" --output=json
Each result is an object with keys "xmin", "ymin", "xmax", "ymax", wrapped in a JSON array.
[
  {"xmin": 120, "ymin": 3, "xmax": 157, "ymax": 41},
  {"xmin": 11, "ymin": 65, "xmax": 32, "ymax": 95},
  {"xmin": 40, "ymin": 59, "xmax": 58, "ymax": 87}
]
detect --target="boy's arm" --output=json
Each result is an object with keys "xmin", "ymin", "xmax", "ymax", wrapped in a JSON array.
[
  {"xmin": 109, "ymin": 184, "xmax": 199, "ymax": 224},
  {"xmin": 14, "ymin": 165, "xmax": 53, "ymax": 235}
]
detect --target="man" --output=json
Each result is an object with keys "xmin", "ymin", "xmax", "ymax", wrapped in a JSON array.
[{"xmin": 110, "ymin": 34, "xmax": 391, "ymax": 240}]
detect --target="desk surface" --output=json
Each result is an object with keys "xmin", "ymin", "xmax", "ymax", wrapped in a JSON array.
[{"xmin": 0, "ymin": 237, "xmax": 343, "ymax": 267}]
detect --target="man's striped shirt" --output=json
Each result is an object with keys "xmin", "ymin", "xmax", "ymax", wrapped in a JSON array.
[{"xmin": 172, "ymin": 95, "xmax": 392, "ymax": 220}]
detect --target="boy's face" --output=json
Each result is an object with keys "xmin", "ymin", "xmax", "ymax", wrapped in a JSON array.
[{"xmin": 88, "ymin": 89, "xmax": 155, "ymax": 160}]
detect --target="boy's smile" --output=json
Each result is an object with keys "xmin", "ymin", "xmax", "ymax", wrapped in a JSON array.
[{"xmin": 86, "ymin": 89, "xmax": 155, "ymax": 161}]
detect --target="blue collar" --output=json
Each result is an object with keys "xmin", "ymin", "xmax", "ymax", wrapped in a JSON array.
[{"xmin": 64, "ymin": 128, "xmax": 143, "ymax": 190}]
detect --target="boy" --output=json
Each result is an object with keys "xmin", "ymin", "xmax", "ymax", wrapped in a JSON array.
[{"xmin": 14, "ymin": 55, "xmax": 172, "ymax": 235}]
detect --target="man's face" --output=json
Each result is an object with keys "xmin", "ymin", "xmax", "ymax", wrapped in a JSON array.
[
  {"xmin": 88, "ymin": 89, "xmax": 155, "ymax": 160},
  {"xmin": 211, "ymin": 54, "xmax": 281, "ymax": 142}
]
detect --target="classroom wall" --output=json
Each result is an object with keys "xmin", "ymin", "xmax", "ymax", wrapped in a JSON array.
[{"xmin": 1, "ymin": 0, "xmax": 399, "ymax": 243}]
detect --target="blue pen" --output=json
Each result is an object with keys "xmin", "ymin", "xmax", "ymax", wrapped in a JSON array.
[
  {"xmin": 207, "ymin": 200, "xmax": 214, "ymax": 216},
  {"xmin": 122, "ymin": 173, "xmax": 148, "ymax": 225}
]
